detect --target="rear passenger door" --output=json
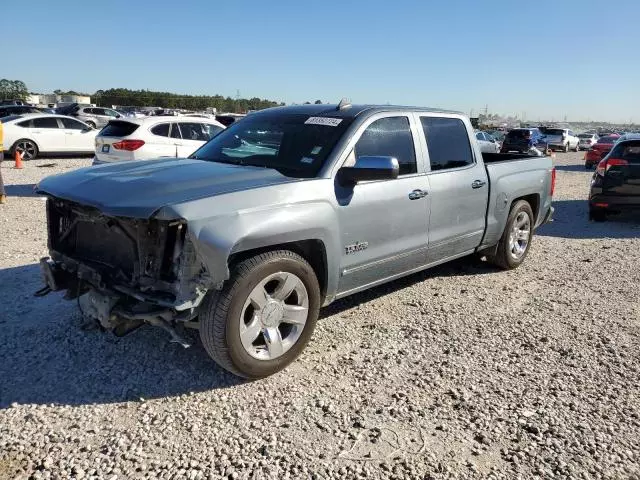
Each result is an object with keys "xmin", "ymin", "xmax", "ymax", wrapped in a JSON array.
[
  {"xmin": 29, "ymin": 117, "xmax": 66, "ymax": 152},
  {"xmin": 174, "ymin": 122, "xmax": 212, "ymax": 156},
  {"xmin": 147, "ymin": 122, "xmax": 174, "ymax": 157},
  {"xmin": 335, "ymin": 114, "xmax": 431, "ymax": 295},
  {"xmin": 417, "ymin": 115, "xmax": 489, "ymax": 261}
]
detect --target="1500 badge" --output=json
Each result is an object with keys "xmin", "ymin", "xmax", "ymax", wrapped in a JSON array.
[{"xmin": 345, "ymin": 241, "xmax": 369, "ymax": 255}]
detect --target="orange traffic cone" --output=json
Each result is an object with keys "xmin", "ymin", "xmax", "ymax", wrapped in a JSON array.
[{"xmin": 14, "ymin": 150, "xmax": 23, "ymax": 169}]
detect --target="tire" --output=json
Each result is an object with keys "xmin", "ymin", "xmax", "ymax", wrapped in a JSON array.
[
  {"xmin": 199, "ymin": 250, "xmax": 321, "ymax": 379},
  {"xmin": 573, "ymin": 142, "xmax": 579, "ymax": 152},
  {"xmin": 85, "ymin": 121, "xmax": 96, "ymax": 129},
  {"xmin": 12, "ymin": 139, "xmax": 39, "ymax": 160},
  {"xmin": 488, "ymin": 200, "xmax": 534, "ymax": 270},
  {"xmin": 564, "ymin": 143, "xmax": 569, "ymax": 153},
  {"xmin": 589, "ymin": 207, "xmax": 607, "ymax": 222}
]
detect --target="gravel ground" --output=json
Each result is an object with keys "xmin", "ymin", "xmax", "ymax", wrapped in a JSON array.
[{"xmin": 1, "ymin": 153, "xmax": 639, "ymax": 480}]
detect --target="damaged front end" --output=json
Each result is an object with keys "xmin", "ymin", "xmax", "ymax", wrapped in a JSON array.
[{"xmin": 38, "ymin": 197, "xmax": 213, "ymax": 345}]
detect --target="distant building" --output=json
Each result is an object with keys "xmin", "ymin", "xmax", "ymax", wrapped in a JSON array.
[{"xmin": 27, "ymin": 93, "xmax": 92, "ymax": 107}]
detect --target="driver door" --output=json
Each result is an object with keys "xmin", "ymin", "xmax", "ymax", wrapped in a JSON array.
[{"xmin": 335, "ymin": 114, "xmax": 431, "ymax": 296}]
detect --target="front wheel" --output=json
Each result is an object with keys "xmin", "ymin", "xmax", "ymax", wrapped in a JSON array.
[
  {"xmin": 564, "ymin": 143, "xmax": 569, "ymax": 153},
  {"xmin": 573, "ymin": 142, "xmax": 579, "ymax": 152},
  {"xmin": 488, "ymin": 200, "xmax": 534, "ymax": 270},
  {"xmin": 85, "ymin": 121, "xmax": 96, "ymax": 129},
  {"xmin": 199, "ymin": 250, "xmax": 321, "ymax": 379}
]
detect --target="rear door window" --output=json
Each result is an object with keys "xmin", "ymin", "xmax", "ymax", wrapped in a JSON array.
[
  {"xmin": 169, "ymin": 123, "xmax": 182, "ymax": 139},
  {"xmin": 420, "ymin": 117, "xmax": 474, "ymax": 171},
  {"xmin": 151, "ymin": 123, "xmax": 170, "ymax": 137},
  {"xmin": 179, "ymin": 122, "xmax": 210, "ymax": 142},
  {"xmin": 100, "ymin": 121, "xmax": 139, "ymax": 137},
  {"xmin": 355, "ymin": 116, "xmax": 417, "ymax": 175},
  {"xmin": 32, "ymin": 117, "xmax": 60, "ymax": 129}
]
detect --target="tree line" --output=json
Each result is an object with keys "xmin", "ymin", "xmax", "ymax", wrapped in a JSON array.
[
  {"xmin": 0, "ymin": 79, "xmax": 284, "ymax": 112},
  {"xmin": 94, "ymin": 89, "xmax": 282, "ymax": 112}
]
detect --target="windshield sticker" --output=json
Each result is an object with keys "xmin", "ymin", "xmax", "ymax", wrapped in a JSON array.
[
  {"xmin": 311, "ymin": 146, "xmax": 322, "ymax": 154},
  {"xmin": 300, "ymin": 157, "xmax": 314, "ymax": 164},
  {"xmin": 305, "ymin": 117, "xmax": 343, "ymax": 127}
]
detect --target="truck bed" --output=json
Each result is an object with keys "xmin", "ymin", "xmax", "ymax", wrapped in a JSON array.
[{"xmin": 482, "ymin": 152, "xmax": 550, "ymax": 163}]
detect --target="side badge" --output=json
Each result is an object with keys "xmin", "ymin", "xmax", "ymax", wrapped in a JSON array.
[{"xmin": 345, "ymin": 241, "xmax": 369, "ymax": 255}]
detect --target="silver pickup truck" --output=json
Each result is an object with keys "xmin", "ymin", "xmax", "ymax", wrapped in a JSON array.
[{"xmin": 36, "ymin": 103, "xmax": 555, "ymax": 378}]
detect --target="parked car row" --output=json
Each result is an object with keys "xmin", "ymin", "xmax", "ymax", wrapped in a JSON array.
[
  {"xmin": 0, "ymin": 112, "xmax": 226, "ymax": 161},
  {"xmin": 589, "ymin": 134, "xmax": 640, "ymax": 221}
]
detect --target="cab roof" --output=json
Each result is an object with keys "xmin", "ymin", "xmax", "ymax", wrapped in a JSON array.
[{"xmin": 253, "ymin": 104, "xmax": 462, "ymax": 119}]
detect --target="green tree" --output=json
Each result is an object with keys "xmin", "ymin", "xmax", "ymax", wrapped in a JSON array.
[{"xmin": 0, "ymin": 79, "xmax": 29, "ymax": 101}]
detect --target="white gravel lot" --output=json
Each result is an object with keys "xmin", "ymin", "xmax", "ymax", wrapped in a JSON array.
[{"xmin": 1, "ymin": 153, "xmax": 639, "ymax": 480}]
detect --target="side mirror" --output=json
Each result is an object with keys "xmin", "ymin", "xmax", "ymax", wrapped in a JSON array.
[
  {"xmin": 115, "ymin": 114, "xmax": 121, "ymax": 118},
  {"xmin": 338, "ymin": 156, "xmax": 399, "ymax": 186}
]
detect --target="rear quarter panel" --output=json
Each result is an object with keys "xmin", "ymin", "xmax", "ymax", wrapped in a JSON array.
[{"xmin": 482, "ymin": 157, "xmax": 553, "ymax": 248}]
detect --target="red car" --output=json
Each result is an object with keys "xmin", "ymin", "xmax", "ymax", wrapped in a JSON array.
[{"xmin": 584, "ymin": 135, "xmax": 621, "ymax": 168}]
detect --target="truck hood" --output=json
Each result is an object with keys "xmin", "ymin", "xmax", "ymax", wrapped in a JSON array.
[{"xmin": 36, "ymin": 158, "xmax": 297, "ymax": 218}]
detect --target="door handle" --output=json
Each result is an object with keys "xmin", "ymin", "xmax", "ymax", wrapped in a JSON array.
[
  {"xmin": 471, "ymin": 180, "xmax": 487, "ymax": 189},
  {"xmin": 408, "ymin": 189, "xmax": 428, "ymax": 200}
]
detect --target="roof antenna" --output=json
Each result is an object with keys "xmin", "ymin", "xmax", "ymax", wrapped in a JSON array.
[{"xmin": 337, "ymin": 98, "xmax": 352, "ymax": 110}]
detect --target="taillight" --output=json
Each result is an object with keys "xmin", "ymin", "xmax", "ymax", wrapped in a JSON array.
[
  {"xmin": 112, "ymin": 139, "xmax": 145, "ymax": 151},
  {"xmin": 596, "ymin": 157, "xmax": 628, "ymax": 176},
  {"xmin": 550, "ymin": 167, "xmax": 556, "ymax": 196}
]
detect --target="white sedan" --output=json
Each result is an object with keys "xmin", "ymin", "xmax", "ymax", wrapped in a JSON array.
[
  {"xmin": 93, "ymin": 116, "xmax": 226, "ymax": 164},
  {"xmin": 1, "ymin": 113, "xmax": 97, "ymax": 160}
]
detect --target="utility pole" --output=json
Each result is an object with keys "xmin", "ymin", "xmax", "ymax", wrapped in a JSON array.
[
  {"xmin": 235, "ymin": 89, "xmax": 241, "ymax": 113},
  {"xmin": 484, "ymin": 104, "xmax": 488, "ymax": 116}
]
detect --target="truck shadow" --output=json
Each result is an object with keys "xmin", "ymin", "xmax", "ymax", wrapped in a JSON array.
[
  {"xmin": 0, "ymin": 264, "xmax": 241, "ymax": 408},
  {"xmin": 321, "ymin": 256, "xmax": 500, "ymax": 318},
  {"xmin": 536, "ymin": 199, "xmax": 640, "ymax": 239}
]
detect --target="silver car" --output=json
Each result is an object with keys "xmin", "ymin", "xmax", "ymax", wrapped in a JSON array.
[{"xmin": 75, "ymin": 106, "xmax": 122, "ymax": 129}]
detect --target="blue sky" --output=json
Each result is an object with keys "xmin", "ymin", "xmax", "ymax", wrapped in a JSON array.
[{"xmin": 3, "ymin": 0, "xmax": 639, "ymax": 122}]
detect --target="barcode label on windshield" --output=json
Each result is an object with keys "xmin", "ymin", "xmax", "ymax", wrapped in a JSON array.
[{"xmin": 305, "ymin": 117, "xmax": 343, "ymax": 127}]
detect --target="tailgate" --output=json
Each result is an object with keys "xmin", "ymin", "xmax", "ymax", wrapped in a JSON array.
[
  {"xmin": 94, "ymin": 136, "xmax": 135, "ymax": 163},
  {"xmin": 95, "ymin": 120, "xmax": 141, "ymax": 163}
]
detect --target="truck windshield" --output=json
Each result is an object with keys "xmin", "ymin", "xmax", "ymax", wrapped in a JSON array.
[{"xmin": 190, "ymin": 113, "xmax": 354, "ymax": 178}]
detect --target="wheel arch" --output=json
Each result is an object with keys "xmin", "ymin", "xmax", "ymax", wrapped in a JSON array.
[
  {"xmin": 11, "ymin": 137, "xmax": 40, "ymax": 155},
  {"xmin": 512, "ymin": 193, "xmax": 539, "ymax": 222},
  {"xmin": 228, "ymin": 239, "xmax": 329, "ymax": 303}
]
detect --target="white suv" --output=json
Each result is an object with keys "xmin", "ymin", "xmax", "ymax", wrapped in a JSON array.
[
  {"xmin": 542, "ymin": 127, "xmax": 580, "ymax": 152},
  {"xmin": 93, "ymin": 116, "xmax": 225, "ymax": 164}
]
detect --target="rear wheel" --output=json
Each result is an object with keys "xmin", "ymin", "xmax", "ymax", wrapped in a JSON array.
[
  {"xmin": 589, "ymin": 207, "xmax": 607, "ymax": 222},
  {"xmin": 13, "ymin": 139, "xmax": 38, "ymax": 160},
  {"xmin": 199, "ymin": 250, "xmax": 321, "ymax": 379},
  {"xmin": 488, "ymin": 200, "xmax": 534, "ymax": 270}
]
